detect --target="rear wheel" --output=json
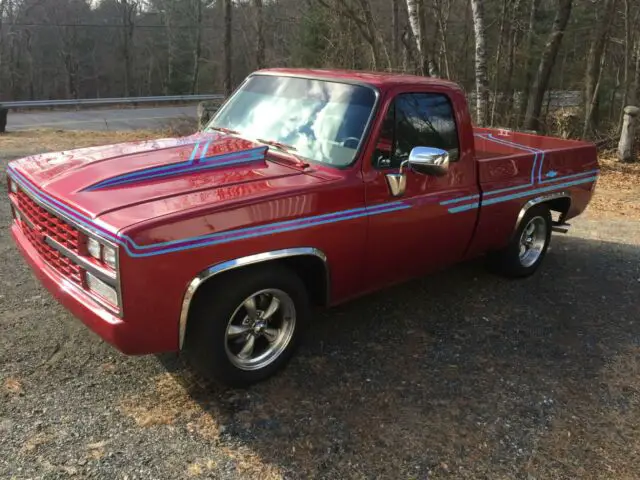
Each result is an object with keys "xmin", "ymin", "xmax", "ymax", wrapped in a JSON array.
[
  {"xmin": 183, "ymin": 265, "xmax": 309, "ymax": 387},
  {"xmin": 489, "ymin": 204, "xmax": 552, "ymax": 278}
]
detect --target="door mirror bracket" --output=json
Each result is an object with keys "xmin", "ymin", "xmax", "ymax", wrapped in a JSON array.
[{"xmin": 385, "ymin": 147, "xmax": 450, "ymax": 197}]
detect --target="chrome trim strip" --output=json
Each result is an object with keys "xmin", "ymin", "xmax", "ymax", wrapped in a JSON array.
[
  {"xmin": 178, "ymin": 247, "xmax": 329, "ymax": 349},
  {"xmin": 514, "ymin": 192, "xmax": 571, "ymax": 234},
  {"xmin": 45, "ymin": 236, "xmax": 117, "ymax": 285},
  {"xmin": 6, "ymin": 171, "xmax": 118, "ymax": 249}
]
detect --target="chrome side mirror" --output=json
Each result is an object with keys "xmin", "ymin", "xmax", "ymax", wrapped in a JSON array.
[
  {"xmin": 385, "ymin": 146, "xmax": 450, "ymax": 197},
  {"xmin": 407, "ymin": 146, "xmax": 450, "ymax": 176}
]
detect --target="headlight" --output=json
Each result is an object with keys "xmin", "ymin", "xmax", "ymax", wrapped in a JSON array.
[
  {"xmin": 85, "ymin": 272, "xmax": 119, "ymax": 307},
  {"xmin": 103, "ymin": 245, "xmax": 117, "ymax": 269},
  {"xmin": 86, "ymin": 237, "xmax": 117, "ymax": 269},
  {"xmin": 10, "ymin": 179, "xmax": 18, "ymax": 194},
  {"xmin": 87, "ymin": 237, "xmax": 101, "ymax": 260}
]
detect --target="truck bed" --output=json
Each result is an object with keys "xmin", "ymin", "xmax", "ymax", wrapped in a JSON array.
[{"xmin": 464, "ymin": 127, "xmax": 599, "ymax": 258}]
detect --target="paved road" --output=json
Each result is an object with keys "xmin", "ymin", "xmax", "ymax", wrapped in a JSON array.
[{"xmin": 7, "ymin": 106, "xmax": 197, "ymax": 131}]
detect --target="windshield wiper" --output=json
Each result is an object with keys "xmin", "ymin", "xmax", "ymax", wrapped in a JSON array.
[
  {"xmin": 209, "ymin": 126, "xmax": 240, "ymax": 135},
  {"xmin": 257, "ymin": 138, "xmax": 309, "ymax": 168}
]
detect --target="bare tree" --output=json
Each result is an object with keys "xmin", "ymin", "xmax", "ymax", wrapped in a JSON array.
[
  {"xmin": 583, "ymin": 0, "xmax": 618, "ymax": 136},
  {"xmin": 405, "ymin": 0, "xmax": 429, "ymax": 74},
  {"xmin": 470, "ymin": 0, "xmax": 488, "ymax": 125},
  {"xmin": 392, "ymin": 0, "xmax": 400, "ymax": 65},
  {"xmin": 518, "ymin": 0, "xmax": 541, "ymax": 123},
  {"xmin": 632, "ymin": 37, "xmax": 640, "ymax": 106},
  {"xmin": 316, "ymin": 0, "xmax": 390, "ymax": 70},
  {"xmin": 223, "ymin": 0, "xmax": 232, "ymax": 96},
  {"xmin": 524, "ymin": 0, "xmax": 573, "ymax": 131},
  {"xmin": 252, "ymin": 0, "xmax": 265, "ymax": 69},
  {"xmin": 116, "ymin": 0, "xmax": 137, "ymax": 97},
  {"xmin": 191, "ymin": 0, "xmax": 203, "ymax": 93}
]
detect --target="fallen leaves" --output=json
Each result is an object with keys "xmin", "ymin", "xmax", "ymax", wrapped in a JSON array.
[
  {"xmin": 4, "ymin": 377, "xmax": 23, "ymax": 395},
  {"xmin": 119, "ymin": 372, "xmax": 220, "ymax": 437}
]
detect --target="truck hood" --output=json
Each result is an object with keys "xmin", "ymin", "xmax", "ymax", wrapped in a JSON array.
[{"xmin": 8, "ymin": 132, "xmax": 309, "ymax": 226}]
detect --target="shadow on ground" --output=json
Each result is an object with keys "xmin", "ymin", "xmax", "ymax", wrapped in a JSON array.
[{"xmin": 151, "ymin": 235, "xmax": 640, "ymax": 479}]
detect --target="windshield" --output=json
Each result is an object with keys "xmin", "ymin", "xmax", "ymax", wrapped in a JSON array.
[{"xmin": 206, "ymin": 75, "xmax": 377, "ymax": 167}]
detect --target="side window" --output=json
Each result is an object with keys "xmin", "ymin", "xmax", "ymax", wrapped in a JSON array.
[{"xmin": 373, "ymin": 93, "xmax": 460, "ymax": 169}]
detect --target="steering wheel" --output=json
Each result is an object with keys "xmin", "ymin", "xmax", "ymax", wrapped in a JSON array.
[{"xmin": 341, "ymin": 137, "xmax": 360, "ymax": 148}]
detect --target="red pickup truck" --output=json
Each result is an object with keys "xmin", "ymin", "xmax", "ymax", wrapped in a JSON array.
[{"xmin": 6, "ymin": 69, "xmax": 599, "ymax": 386}]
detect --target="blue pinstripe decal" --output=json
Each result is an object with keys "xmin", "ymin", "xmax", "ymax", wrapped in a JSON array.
[
  {"xmin": 538, "ymin": 169, "xmax": 599, "ymax": 184},
  {"xmin": 448, "ymin": 202, "xmax": 480, "ymax": 213},
  {"xmin": 440, "ymin": 194, "xmax": 480, "ymax": 205},
  {"xmin": 128, "ymin": 204, "xmax": 412, "ymax": 258},
  {"xmin": 475, "ymin": 133, "xmax": 542, "ymax": 185},
  {"xmin": 446, "ymin": 174, "xmax": 598, "ymax": 213},
  {"xmin": 481, "ymin": 175, "xmax": 598, "ymax": 206},
  {"xmin": 8, "ymin": 137, "xmax": 599, "ymax": 255},
  {"xmin": 8, "ymin": 165, "xmax": 411, "ymax": 257},
  {"xmin": 85, "ymin": 141, "xmax": 267, "ymax": 191}
]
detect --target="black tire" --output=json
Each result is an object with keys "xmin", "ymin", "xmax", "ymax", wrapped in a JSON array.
[
  {"xmin": 183, "ymin": 264, "xmax": 309, "ymax": 388},
  {"xmin": 489, "ymin": 204, "xmax": 552, "ymax": 278}
]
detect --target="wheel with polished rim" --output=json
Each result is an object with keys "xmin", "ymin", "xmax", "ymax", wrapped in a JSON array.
[
  {"xmin": 489, "ymin": 204, "xmax": 552, "ymax": 278},
  {"xmin": 184, "ymin": 265, "xmax": 309, "ymax": 387},
  {"xmin": 225, "ymin": 289, "xmax": 296, "ymax": 371},
  {"xmin": 518, "ymin": 216, "xmax": 547, "ymax": 268}
]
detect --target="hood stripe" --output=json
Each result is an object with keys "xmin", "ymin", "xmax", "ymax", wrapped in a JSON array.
[{"xmin": 84, "ymin": 143, "xmax": 267, "ymax": 191}]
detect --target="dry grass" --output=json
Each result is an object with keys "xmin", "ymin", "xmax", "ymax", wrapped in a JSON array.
[
  {"xmin": 588, "ymin": 153, "xmax": 640, "ymax": 219},
  {"xmin": 20, "ymin": 431, "xmax": 55, "ymax": 454},
  {"xmin": 0, "ymin": 129, "xmax": 169, "ymax": 159},
  {"xmin": 3, "ymin": 377, "xmax": 23, "ymax": 395},
  {"xmin": 120, "ymin": 372, "xmax": 286, "ymax": 478},
  {"xmin": 186, "ymin": 459, "xmax": 218, "ymax": 477},
  {"xmin": 119, "ymin": 372, "xmax": 220, "ymax": 436}
]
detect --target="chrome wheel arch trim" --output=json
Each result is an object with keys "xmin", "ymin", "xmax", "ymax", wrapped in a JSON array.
[
  {"xmin": 178, "ymin": 247, "xmax": 329, "ymax": 349},
  {"xmin": 514, "ymin": 191, "xmax": 571, "ymax": 234}
]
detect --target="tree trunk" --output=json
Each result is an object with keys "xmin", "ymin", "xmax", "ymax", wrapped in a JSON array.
[
  {"xmin": 524, "ymin": 0, "xmax": 573, "ymax": 132},
  {"xmin": 223, "ymin": 0, "xmax": 232, "ymax": 96},
  {"xmin": 190, "ymin": 0, "xmax": 203, "ymax": 94},
  {"xmin": 583, "ymin": 0, "xmax": 617, "ymax": 135},
  {"xmin": 621, "ymin": 0, "xmax": 631, "ymax": 110},
  {"xmin": 392, "ymin": 0, "xmax": 400, "ymax": 67},
  {"xmin": 357, "ymin": 0, "xmax": 389, "ymax": 70},
  {"xmin": 434, "ymin": 0, "xmax": 452, "ymax": 79},
  {"xmin": 630, "ymin": 37, "xmax": 640, "ymax": 107},
  {"xmin": 518, "ymin": 0, "xmax": 540, "ymax": 123},
  {"xmin": 504, "ymin": 0, "xmax": 522, "ymax": 123},
  {"xmin": 252, "ymin": 0, "xmax": 265, "ymax": 70},
  {"xmin": 583, "ymin": 52, "xmax": 607, "ymax": 138},
  {"xmin": 406, "ymin": 0, "xmax": 425, "ymax": 74},
  {"xmin": 119, "ymin": 1, "xmax": 135, "ymax": 97},
  {"xmin": 618, "ymin": 106, "xmax": 639, "ymax": 162},
  {"xmin": 490, "ymin": 0, "xmax": 509, "ymax": 126},
  {"xmin": 470, "ymin": 0, "xmax": 489, "ymax": 126}
]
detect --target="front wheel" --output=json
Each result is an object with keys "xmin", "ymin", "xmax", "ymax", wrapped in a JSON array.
[
  {"xmin": 489, "ymin": 204, "xmax": 552, "ymax": 278},
  {"xmin": 183, "ymin": 265, "xmax": 309, "ymax": 387}
]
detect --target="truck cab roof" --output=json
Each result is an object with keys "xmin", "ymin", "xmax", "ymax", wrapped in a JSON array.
[{"xmin": 255, "ymin": 68, "xmax": 463, "ymax": 92}]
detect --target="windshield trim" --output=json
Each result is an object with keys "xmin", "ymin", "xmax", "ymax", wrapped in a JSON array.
[{"xmin": 208, "ymin": 72, "xmax": 381, "ymax": 170}]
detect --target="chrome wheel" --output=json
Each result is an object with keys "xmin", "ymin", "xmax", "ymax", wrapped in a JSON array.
[
  {"xmin": 224, "ymin": 289, "xmax": 296, "ymax": 371},
  {"xmin": 519, "ymin": 216, "xmax": 547, "ymax": 267}
]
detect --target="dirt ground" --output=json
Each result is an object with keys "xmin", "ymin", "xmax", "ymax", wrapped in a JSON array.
[{"xmin": 1, "ymin": 131, "xmax": 640, "ymax": 479}]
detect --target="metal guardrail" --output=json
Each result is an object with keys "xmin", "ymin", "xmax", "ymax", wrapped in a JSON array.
[{"xmin": 0, "ymin": 94, "xmax": 225, "ymax": 109}]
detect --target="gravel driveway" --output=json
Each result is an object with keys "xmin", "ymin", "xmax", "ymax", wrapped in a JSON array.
[{"xmin": 2, "ymin": 146, "xmax": 640, "ymax": 479}]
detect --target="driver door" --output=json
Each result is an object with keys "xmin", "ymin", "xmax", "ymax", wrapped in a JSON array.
[{"xmin": 364, "ymin": 90, "xmax": 479, "ymax": 290}]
